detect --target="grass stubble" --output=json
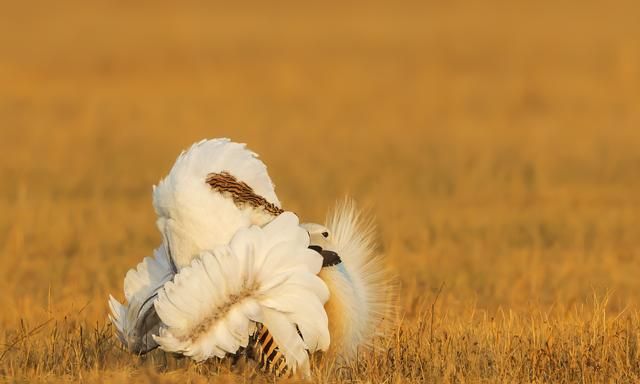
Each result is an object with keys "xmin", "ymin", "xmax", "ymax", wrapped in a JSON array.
[{"xmin": 1, "ymin": 0, "xmax": 640, "ymax": 382}]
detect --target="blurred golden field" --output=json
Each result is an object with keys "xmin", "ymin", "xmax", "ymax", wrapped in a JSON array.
[{"xmin": 1, "ymin": 0, "xmax": 640, "ymax": 382}]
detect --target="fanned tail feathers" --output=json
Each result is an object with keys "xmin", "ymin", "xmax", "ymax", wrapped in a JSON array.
[{"xmin": 152, "ymin": 138, "xmax": 282, "ymax": 269}]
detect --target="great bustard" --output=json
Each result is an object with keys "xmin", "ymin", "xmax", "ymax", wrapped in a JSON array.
[{"xmin": 109, "ymin": 138, "xmax": 393, "ymax": 376}]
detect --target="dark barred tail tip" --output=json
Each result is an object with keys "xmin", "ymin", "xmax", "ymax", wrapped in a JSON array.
[{"xmin": 206, "ymin": 172, "xmax": 284, "ymax": 216}]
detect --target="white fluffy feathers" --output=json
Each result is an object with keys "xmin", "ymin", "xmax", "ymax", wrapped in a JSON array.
[
  {"xmin": 108, "ymin": 138, "xmax": 394, "ymax": 377},
  {"xmin": 108, "ymin": 245, "xmax": 174, "ymax": 354},
  {"xmin": 153, "ymin": 212, "xmax": 329, "ymax": 374},
  {"xmin": 153, "ymin": 138, "xmax": 281, "ymax": 269}
]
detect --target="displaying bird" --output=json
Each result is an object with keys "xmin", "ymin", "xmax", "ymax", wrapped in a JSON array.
[
  {"xmin": 108, "ymin": 138, "xmax": 394, "ymax": 377},
  {"xmin": 110, "ymin": 138, "xmax": 284, "ymax": 356}
]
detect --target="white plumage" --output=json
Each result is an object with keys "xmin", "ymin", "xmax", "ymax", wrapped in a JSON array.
[
  {"xmin": 153, "ymin": 212, "xmax": 329, "ymax": 375},
  {"xmin": 108, "ymin": 138, "xmax": 394, "ymax": 376},
  {"xmin": 108, "ymin": 244, "xmax": 174, "ymax": 354},
  {"xmin": 153, "ymin": 138, "xmax": 281, "ymax": 269}
]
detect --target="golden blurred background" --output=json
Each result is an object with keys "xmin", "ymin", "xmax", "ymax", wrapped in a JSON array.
[{"xmin": 1, "ymin": 1, "xmax": 640, "ymax": 381}]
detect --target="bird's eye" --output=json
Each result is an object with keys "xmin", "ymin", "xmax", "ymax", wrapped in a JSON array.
[{"xmin": 322, "ymin": 231, "xmax": 329, "ymax": 238}]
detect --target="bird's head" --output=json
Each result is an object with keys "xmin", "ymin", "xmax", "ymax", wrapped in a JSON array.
[{"xmin": 301, "ymin": 222, "xmax": 331, "ymax": 248}]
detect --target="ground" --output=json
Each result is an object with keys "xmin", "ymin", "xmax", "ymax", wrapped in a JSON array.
[{"xmin": 1, "ymin": 0, "xmax": 640, "ymax": 382}]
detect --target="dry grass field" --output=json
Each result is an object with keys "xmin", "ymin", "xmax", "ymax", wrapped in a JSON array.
[{"xmin": 1, "ymin": 0, "xmax": 640, "ymax": 382}]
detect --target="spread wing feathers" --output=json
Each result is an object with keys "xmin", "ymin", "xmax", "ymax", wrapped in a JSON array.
[
  {"xmin": 108, "ymin": 245, "xmax": 174, "ymax": 354},
  {"xmin": 320, "ymin": 199, "xmax": 396, "ymax": 359},
  {"xmin": 152, "ymin": 138, "xmax": 282, "ymax": 269},
  {"xmin": 249, "ymin": 324, "xmax": 289, "ymax": 375},
  {"xmin": 260, "ymin": 307, "xmax": 310, "ymax": 375},
  {"xmin": 153, "ymin": 212, "xmax": 330, "ymax": 375}
]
